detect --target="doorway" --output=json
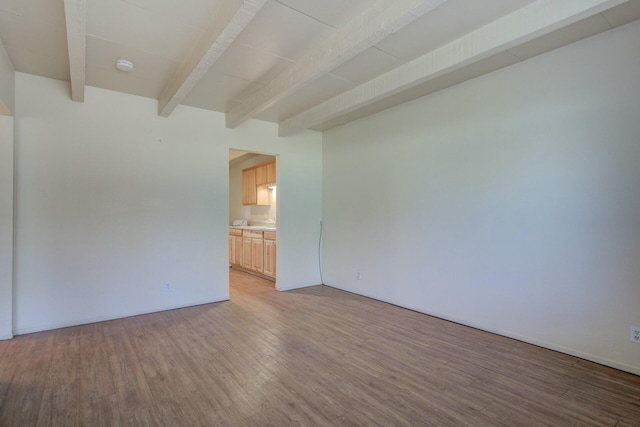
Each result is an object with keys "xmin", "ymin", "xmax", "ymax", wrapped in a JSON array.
[{"xmin": 228, "ymin": 149, "xmax": 278, "ymax": 289}]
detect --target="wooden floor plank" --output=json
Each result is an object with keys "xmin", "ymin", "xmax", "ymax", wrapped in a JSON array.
[
  {"xmin": 0, "ymin": 268, "xmax": 638, "ymax": 426},
  {"xmin": 78, "ymin": 394, "xmax": 122, "ymax": 427}
]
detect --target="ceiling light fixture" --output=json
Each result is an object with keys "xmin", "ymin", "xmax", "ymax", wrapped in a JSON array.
[{"xmin": 115, "ymin": 59, "xmax": 134, "ymax": 72}]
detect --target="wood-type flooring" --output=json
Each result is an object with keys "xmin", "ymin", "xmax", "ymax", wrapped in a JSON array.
[{"xmin": 0, "ymin": 269, "xmax": 639, "ymax": 426}]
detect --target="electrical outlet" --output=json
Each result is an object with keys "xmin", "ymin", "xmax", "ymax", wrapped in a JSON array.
[
  {"xmin": 165, "ymin": 283, "xmax": 172, "ymax": 292},
  {"xmin": 356, "ymin": 271, "xmax": 362, "ymax": 280},
  {"xmin": 631, "ymin": 326, "xmax": 640, "ymax": 344}
]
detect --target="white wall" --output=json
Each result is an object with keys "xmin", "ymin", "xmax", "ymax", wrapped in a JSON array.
[
  {"xmin": 229, "ymin": 154, "xmax": 277, "ymax": 225},
  {"xmin": 0, "ymin": 115, "xmax": 13, "ymax": 339},
  {"xmin": 0, "ymin": 41, "xmax": 15, "ymax": 339},
  {"xmin": 0, "ymin": 37, "xmax": 14, "ymax": 339},
  {"xmin": 0, "ymin": 38, "xmax": 14, "ymax": 115},
  {"xmin": 322, "ymin": 21, "xmax": 640, "ymax": 375},
  {"xmin": 13, "ymin": 73, "xmax": 322, "ymax": 334}
]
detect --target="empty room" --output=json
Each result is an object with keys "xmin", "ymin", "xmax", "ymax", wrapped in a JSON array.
[{"xmin": 1, "ymin": 0, "xmax": 639, "ymax": 425}]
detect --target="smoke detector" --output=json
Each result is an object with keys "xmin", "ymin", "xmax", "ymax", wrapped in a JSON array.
[{"xmin": 115, "ymin": 59, "xmax": 134, "ymax": 72}]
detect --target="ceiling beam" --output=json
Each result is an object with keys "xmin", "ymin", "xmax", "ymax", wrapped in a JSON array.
[
  {"xmin": 63, "ymin": 0, "xmax": 86, "ymax": 102},
  {"xmin": 225, "ymin": 0, "xmax": 449, "ymax": 129},
  {"xmin": 279, "ymin": 0, "xmax": 628, "ymax": 136},
  {"xmin": 158, "ymin": 0, "xmax": 268, "ymax": 117}
]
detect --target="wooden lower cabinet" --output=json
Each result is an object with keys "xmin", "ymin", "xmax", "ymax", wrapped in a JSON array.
[
  {"xmin": 242, "ymin": 236, "xmax": 253, "ymax": 270},
  {"xmin": 263, "ymin": 239, "xmax": 276, "ymax": 278},
  {"xmin": 251, "ymin": 238, "xmax": 263, "ymax": 272},
  {"xmin": 229, "ymin": 228, "xmax": 243, "ymax": 266},
  {"xmin": 229, "ymin": 236, "xmax": 242, "ymax": 265},
  {"xmin": 230, "ymin": 228, "xmax": 276, "ymax": 281},
  {"xmin": 229, "ymin": 236, "xmax": 238, "ymax": 265}
]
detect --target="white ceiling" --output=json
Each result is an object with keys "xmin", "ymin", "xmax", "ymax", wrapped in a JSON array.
[{"xmin": 0, "ymin": 0, "xmax": 638, "ymax": 135}]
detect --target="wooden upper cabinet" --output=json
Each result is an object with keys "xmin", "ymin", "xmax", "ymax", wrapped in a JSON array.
[
  {"xmin": 255, "ymin": 164, "xmax": 267, "ymax": 185},
  {"xmin": 266, "ymin": 161, "xmax": 276, "ymax": 184},
  {"xmin": 255, "ymin": 161, "xmax": 275, "ymax": 185},
  {"xmin": 242, "ymin": 160, "xmax": 276, "ymax": 206},
  {"xmin": 242, "ymin": 168, "xmax": 257, "ymax": 205}
]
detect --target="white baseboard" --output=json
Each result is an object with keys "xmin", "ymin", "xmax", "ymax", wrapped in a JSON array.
[
  {"xmin": 324, "ymin": 283, "xmax": 640, "ymax": 377},
  {"xmin": 13, "ymin": 295, "xmax": 230, "ymax": 336},
  {"xmin": 277, "ymin": 281, "xmax": 322, "ymax": 291}
]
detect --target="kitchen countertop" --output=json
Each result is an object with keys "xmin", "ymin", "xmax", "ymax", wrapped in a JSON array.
[{"xmin": 230, "ymin": 225, "xmax": 277, "ymax": 232}]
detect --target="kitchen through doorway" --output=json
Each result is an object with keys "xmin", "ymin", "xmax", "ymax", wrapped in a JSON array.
[{"xmin": 228, "ymin": 149, "xmax": 278, "ymax": 288}]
